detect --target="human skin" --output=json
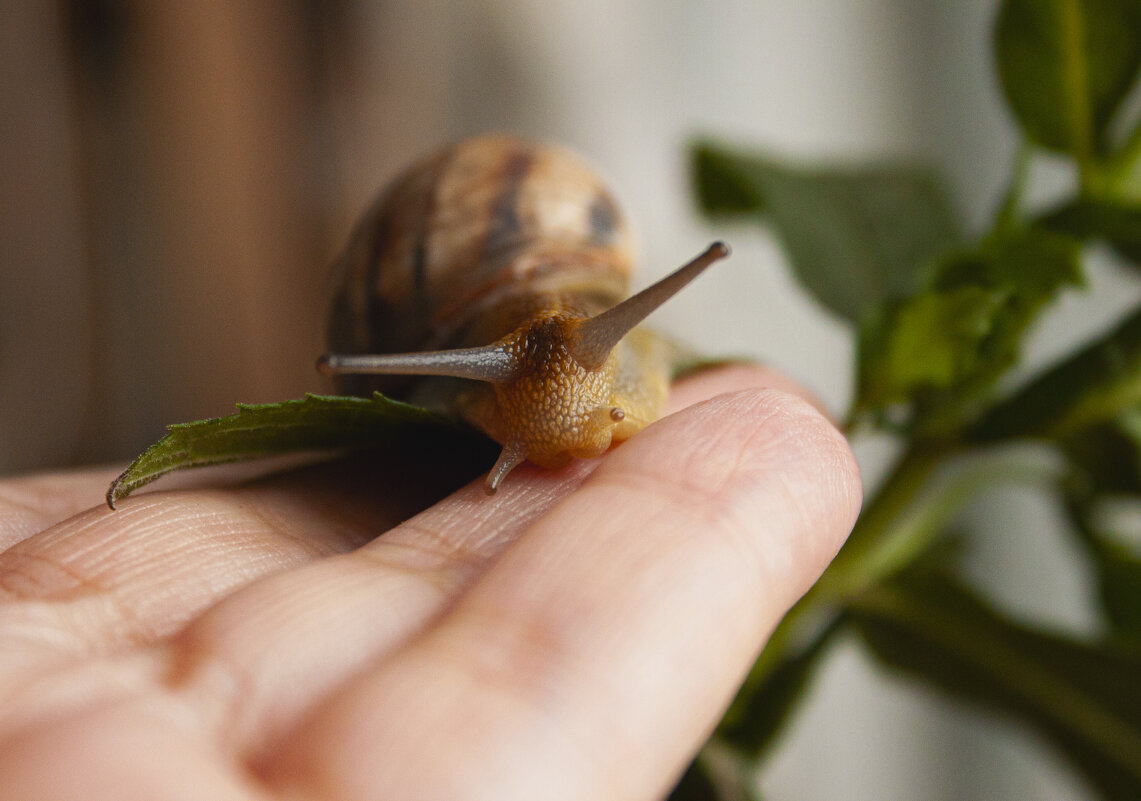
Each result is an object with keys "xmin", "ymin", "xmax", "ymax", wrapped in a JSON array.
[{"xmin": 0, "ymin": 365, "xmax": 861, "ymax": 801}]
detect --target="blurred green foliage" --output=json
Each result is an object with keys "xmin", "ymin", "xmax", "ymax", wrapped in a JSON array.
[{"xmin": 683, "ymin": 0, "xmax": 1141, "ymax": 798}]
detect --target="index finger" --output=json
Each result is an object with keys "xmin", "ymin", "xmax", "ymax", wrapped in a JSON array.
[{"xmin": 263, "ymin": 374, "xmax": 863, "ymax": 800}]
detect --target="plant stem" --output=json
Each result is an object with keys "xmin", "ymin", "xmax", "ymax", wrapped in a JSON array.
[
  {"xmin": 849, "ymin": 580, "xmax": 1141, "ymax": 781},
  {"xmin": 738, "ymin": 438, "xmax": 1060, "ymax": 730},
  {"xmin": 821, "ymin": 439, "xmax": 1061, "ymax": 600},
  {"xmin": 820, "ymin": 444, "xmax": 945, "ymax": 594},
  {"xmin": 739, "ymin": 443, "xmax": 945, "ymax": 689}
]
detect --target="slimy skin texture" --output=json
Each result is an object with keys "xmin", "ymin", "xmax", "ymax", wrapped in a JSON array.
[{"xmin": 462, "ymin": 317, "xmax": 671, "ymax": 471}]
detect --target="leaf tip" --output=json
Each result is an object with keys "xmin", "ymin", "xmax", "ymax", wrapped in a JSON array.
[{"xmin": 105, "ymin": 477, "xmax": 121, "ymax": 510}]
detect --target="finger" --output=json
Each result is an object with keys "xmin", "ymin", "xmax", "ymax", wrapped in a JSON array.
[
  {"xmin": 163, "ymin": 457, "xmax": 592, "ymax": 759},
  {"xmin": 0, "ymin": 446, "xmax": 483, "ymax": 678},
  {"xmin": 0, "ymin": 467, "xmax": 121, "ymax": 550},
  {"xmin": 1, "ymin": 366, "xmax": 832, "ymax": 755},
  {"xmin": 0, "ymin": 699, "xmax": 274, "ymax": 801},
  {"xmin": 0, "ymin": 449, "xmax": 585, "ymax": 785},
  {"xmin": 0, "ymin": 425, "xmax": 577, "ymax": 752},
  {"xmin": 262, "ymin": 386, "xmax": 862, "ymax": 801},
  {"xmin": 0, "ymin": 365, "xmax": 824, "ymax": 745},
  {"xmin": 667, "ymin": 361, "xmax": 834, "ymax": 418},
  {"xmin": 160, "ymin": 365, "xmax": 822, "ymax": 755}
]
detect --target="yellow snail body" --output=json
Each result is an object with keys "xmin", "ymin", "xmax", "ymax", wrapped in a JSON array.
[{"xmin": 319, "ymin": 134, "xmax": 729, "ymax": 493}]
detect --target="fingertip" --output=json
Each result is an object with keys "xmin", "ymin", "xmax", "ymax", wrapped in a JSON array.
[
  {"xmin": 667, "ymin": 362, "xmax": 835, "ymax": 422},
  {"xmin": 606, "ymin": 385, "xmax": 862, "ymax": 597}
]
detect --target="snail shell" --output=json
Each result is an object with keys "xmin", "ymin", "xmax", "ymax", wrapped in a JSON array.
[{"xmin": 320, "ymin": 134, "xmax": 728, "ymax": 493}]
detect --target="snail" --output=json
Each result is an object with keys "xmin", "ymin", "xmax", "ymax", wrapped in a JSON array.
[{"xmin": 318, "ymin": 134, "xmax": 729, "ymax": 494}]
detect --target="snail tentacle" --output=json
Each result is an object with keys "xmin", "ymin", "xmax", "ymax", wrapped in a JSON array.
[
  {"xmin": 568, "ymin": 241, "xmax": 730, "ymax": 369},
  {"xmin": 485, "ymin": 439, "xmax": 528, "ymax": 494},
  {"xmin": 316, "ymin": 345, "xmax": 519, "ymax": 384}
]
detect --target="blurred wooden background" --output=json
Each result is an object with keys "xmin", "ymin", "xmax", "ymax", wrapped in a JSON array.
[
  {"xmin": 1, "ymin": 1, "xmax": 485, "ymax": 473},
  {"xmin": 7, "ymin": 2, "xmax": 311, "ymax": 470}
]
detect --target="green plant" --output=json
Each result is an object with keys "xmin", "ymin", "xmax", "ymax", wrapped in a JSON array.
[{"xmin": 679, "ymin": 1, "xmax": 1141, "ymax": 797}]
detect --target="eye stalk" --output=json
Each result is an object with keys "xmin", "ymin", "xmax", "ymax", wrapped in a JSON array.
[
  {"xmin": 316, "ymin": 345, "xmax": 519, "ymax": 384},
  {"xmin": 485, "ymin": 440, "xmax": 527, "ymax": 495},
  {"xmin": 315, "ymin": 242, "xmax": 730, "ymax": 385},
  {"xmin": 568, "ymin": 241, "xmax": 730, "ymax": 369},
  {"xmin": 316, "ymin": 242, "xmax": 731, "ymax": 493}
]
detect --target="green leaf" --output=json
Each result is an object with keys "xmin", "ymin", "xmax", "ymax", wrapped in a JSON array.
[
  {"xmin": 1094, "ymin": 540, "xmax": 1141, "ymax": 639},
  {"xmin": 858, "ymin": 288, "xmax": 1008, "ymax": 408},
  {"xmin": 667, "ymin": 759, "xmax": 721, "ymax": 801},
  {"xmin": 857, "ymin": 228, "xmax": 1083, "ymax": 429},
  {"xmin": 852, "ymin": 566, "xmax": 1141, "ymax": 801},
  {"xmin": 669, "ymin": 745, "xmax": 764, "ymax": 801},
  {"xmin": 970, "ymin": 305, "xmax": 1141, "ymax": 441},
  {"xmin": 106, "ymin": 393, "xmax": 465, "ymax": 507},
  {"xmin": 692, "ymin": 145, "xmax": 762, "ymax": 216},
  {"xmin": 1066, "ymin": 410, "xmax": 1141, "ymax": 494},
  {"xmin": 995, "ymin": 0, "xmax": 1141, "ymax": 158},
  {"xmin": 1065, "ymin": 411, "xmax": 1141, "ymax": 640},
  {"xmin": 692, "ymin": 143, "xmax": 961, "ymax": 324},
  {"xmin": 934, "ymin": 227, "xmax": 1085, "ymax": 297},
  {"xmin": 922, "ymin": 229, "xmax": 1083, "ymax": 428},
  {"xmin": 1070, "ymin": 495, "xmax": 1141, "ymax": 641},
  {"xmin": 1039, "ymin": 197, "xmax": 1141, "ymax": 265}
]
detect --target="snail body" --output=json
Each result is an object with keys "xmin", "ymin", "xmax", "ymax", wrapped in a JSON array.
[{"xmin": 320, "ymin": 134, "xmax": 728, "ymax": 493}]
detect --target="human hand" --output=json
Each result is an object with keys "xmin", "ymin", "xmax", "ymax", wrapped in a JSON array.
[{"xmin": 0, "ymin": 365, "xmax": 860, "ymax": 801}]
